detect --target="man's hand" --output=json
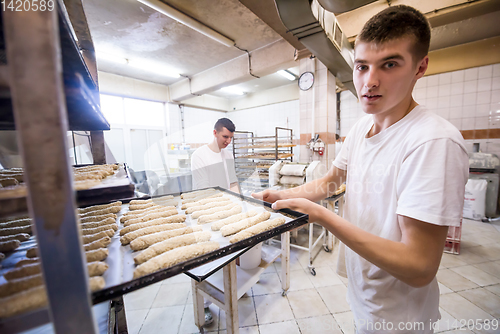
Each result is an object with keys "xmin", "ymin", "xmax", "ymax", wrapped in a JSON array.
[
  {"xmin": 251, "ymin": 189, "xmax": 282, "ymax": 203},
  {"xmin": 271, "ymin": 198, "xmax": 327, "ymax": 223}
]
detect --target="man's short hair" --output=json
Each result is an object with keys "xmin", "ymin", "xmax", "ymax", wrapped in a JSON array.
[
  {"xmin": 214, "ymin": 118, "xmax": 235, "ymax": 132},
  {"xmin": 356, "ymin": 5, "xmax": 431, "ymax": 62}
]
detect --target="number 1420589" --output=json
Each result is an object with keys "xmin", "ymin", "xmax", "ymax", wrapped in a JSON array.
[{"xmin": 1, "ymin": 0, "xmax": 55, "ymax": 11}]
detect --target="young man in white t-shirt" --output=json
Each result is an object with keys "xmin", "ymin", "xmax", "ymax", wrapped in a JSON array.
[
  {"xmin": 253, "ymin": 5, "xmax": 468, "ymax": 333},
  {"xmin": 191, "ymin": 117, "xmax": 239, "ymax": 325},
  {"xmin": 191, "ymin": 118, "xmax": 239, "ymax": 193}
]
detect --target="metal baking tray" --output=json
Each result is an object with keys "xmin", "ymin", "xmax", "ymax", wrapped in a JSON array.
[
  {"xmin": 0, "ymin": 187, "xmax": 308, "ymax": 325},
  {"xmin": 0, "ymin": 164, "xmax": 135, "ymax": 218},
  {"xmin": 91, "ymin": 186, "xmax": 308, "ymax": 304}
]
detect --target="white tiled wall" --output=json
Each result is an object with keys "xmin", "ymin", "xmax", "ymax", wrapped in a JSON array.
[{"xmin": 340, "ymin": 63, "xmax": 500, "ymax": 155}]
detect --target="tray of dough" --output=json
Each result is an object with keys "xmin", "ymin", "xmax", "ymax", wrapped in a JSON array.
[{"xmin": 0, "ymin": 187, "xmax": 308, "ymax": 319}]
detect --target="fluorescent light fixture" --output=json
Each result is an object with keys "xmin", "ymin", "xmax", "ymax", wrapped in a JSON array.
[
  {"xmin": 128, "ymin": 59, "xmax": 180, "ymax": 78},
  {"xmin": 277, "ymin": 70, "xmax": 296, "ymax": 81},
  {"xmin": 96, "ymin": 51, "xmax": 127, "ymax": 65},
  {"xmin": 137, "ymin": 0, "xmax": 234, "ymax": 47},
  {"xmin": 221, "ymin": 86, "xmax": 244, "ymax": 95}
]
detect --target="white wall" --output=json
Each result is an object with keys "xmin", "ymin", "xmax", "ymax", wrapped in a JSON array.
[
  {"xmin": 229, "ymin": 84, "xmax": 299, "ymax": 112},
  {"xmin": 167, "ymin": 104, "xmax": 226, "ymax": 145},
  {"xmin": 228, "ymin": 100, "xmax": 299, "ymax": 137},
  {"xmin": 340, "ymin": 63, "xmax": 500, "ymax": 156}
]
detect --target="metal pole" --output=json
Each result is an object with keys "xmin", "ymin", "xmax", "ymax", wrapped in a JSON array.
[
  {"xmin": 90, "ymin": 130, "xmax": 106, "ymax": 164},
  {"xmin": 3, "ymin": 7, "xmax": 97, "ymax": 334}
]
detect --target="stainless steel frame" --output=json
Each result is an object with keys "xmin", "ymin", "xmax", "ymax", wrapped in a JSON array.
[{"xmin": 1, "ymin": 2, "xmax": 98, "ymax": 333}]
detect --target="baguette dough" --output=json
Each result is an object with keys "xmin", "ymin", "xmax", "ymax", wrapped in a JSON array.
[
  {"xmin": 229, "ymin": 218, "xmax": 286, "ymax": 243},
  {"xmin": 15, "ymin": 258, "xmax": 39, "ymax": 267},
  {"xmin": 151, "ymin": 199, "xmax": 178, "ymax": 207},
  {"xmin": 0, "ymin": 218, "xmax": 31, "ymax": 229},
  {"xmin": 185, "ymin": 199, "xmax": 232, "ymax": 214},
  {"xmin": 120, "ymin": 215, "xmax": 187, "ymax": 236},
  {"xmin": 181, "ymin": 196, "xmax": 231, "ymax": 210},
  {"xmin": 79, "ymin": 206, "xmax": 121, "ymax": 217},
  {"xmin": 81, "ymin": 226, "xmax": 117, "ymax": 236},
  {"xmin": 128, "ymin": 202, "xmax": 156, "ymax": 211},
  {"xmin": 0, "ymin": 285, "xmax": 46, "ymax": 318},
  {"xmin": 4, "ymin": 263, "xmax": 41, "ymax": 280},
  {"xmin": 0, "ymin": 274, "xmax": 43, "ymax": 298},
  {"xmin": 80, "ymin": 217, "xmax": 116, "ymax": 229},
  {"xmin": 78, "ymin": 201, "xmax": 122, "ymax": 214},
  {"xmin": 83, "ymin": 236, "xmax": 111, "ymax": 251},
  {"xmin": 0, "ymin": 225, "xmax": 31, "ymax": 236},
  {"xmin": 134, "ymin": 231, "xmax": 211, "ymax": 265},
  {"xmin": 0, "ymin": 177, "xmax": 18, "ymax": 187},
  {"xmin": 122, "ymin": 210, "xmax": 179, "ymax": 227},
  {"xmin": 220, "ymin": 212, "xmax": 271, "ymax": 237},
  {"xmin": 120, "ymin": 206, "xmax": 177, "ymax": 224},
  {"xmin": 197, "ymin": 205, "xmax": 243, "ymax": 224},
  {"xmin": 0, "ymin": 276, "xmax": 105, "ymax": 318},
  {"xmin": 25, "ymin": 247, "xmax": 109, "ymax": 262},
  {"xmin": 87, "ymin": 261, "xmax": 109, "ymax": 276},
  {"xmin": 130, "ymin": 226, "xmax": 203, "ymax": 251},
  {"xmin": 86, "ymin": 248, "xmax": 109, "ymax": 262},
  {"xmin": 211, "ymin": 211, "xmax": 258, "ymax": 231},
  {"xmin": 133, "ymin": 241, "xmax": 220, "ymax": 279},
  {"xmin": 0, "ymin": 239, "xmax": 21, "ymax": 252},
  {"xmin": 0, "ymin": 233, "xmax": 30, "ymax": 242},
  {"xmin": 82, "ymin": 231, "xmax": 110, "ymax": 244},
  {"xmin": 180, "ymin": 188, "xmax": 216, "ymax": 199},
  {"xmin": 181, "ymin": 192, "xmax": 223, "ymax": 204},
  {"xmin": 192, "ymin": 203, "xmax": 237, "ymax": 219},
  {"xmin": 120, "ymin": 223, "xmax": 189, "ymax": 245},
  {"xmin": 129, "ymin": 195, "xmax": 174, "ymax": 206},
  {"xmin": 80, "ymin": 213, "xmax": 117, "ymax": 224}
]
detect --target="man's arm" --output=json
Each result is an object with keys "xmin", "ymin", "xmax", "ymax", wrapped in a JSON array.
[
  {"xmin": 252, "ymin": 165, "xmax": 346, "ymax": 203},
  {"xmin": 272, "ymin": 198, "xmax": 448, "ymax": 288}
]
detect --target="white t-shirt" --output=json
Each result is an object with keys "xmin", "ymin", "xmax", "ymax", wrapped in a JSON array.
[
  {"xmin": 333, "ymin": 105, "xmax": 468, "ymax": 333},
  {"xmin": 191, "ymin": 144, "xmax": 238, "ymax": 190}
]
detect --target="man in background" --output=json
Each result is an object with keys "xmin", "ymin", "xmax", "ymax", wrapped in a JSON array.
[
  {"xmin": 191, "ymin": 117, "xmax": 239, "ymax": 193},
  {"xmin": 190, "ymin": 117, "xmax": 239, "ymax": 324}
]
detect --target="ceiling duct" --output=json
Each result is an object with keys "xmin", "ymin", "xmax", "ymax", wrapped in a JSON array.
[
  {"xmin": 274, "ymin": 0, "xmax": 356, "ymax": 95},
  {"xmin": 317, "ymin": 0, "xmax": 378, "ymax": 14}
]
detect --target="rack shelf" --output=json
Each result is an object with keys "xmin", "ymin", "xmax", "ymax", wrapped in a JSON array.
[
  {"xmin": 0, "ymin": 2, "xmax": 112, "ymax": 333},
  {"xmin": 232, "ymin": 127, "xmax": 294, "ymax": 194}
]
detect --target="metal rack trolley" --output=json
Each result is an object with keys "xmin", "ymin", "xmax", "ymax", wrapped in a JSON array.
[{"xmin": 232, "ymin": 127, "xmax": 295, "ymax": 194}]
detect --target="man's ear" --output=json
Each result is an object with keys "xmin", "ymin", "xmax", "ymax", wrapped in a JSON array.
[
  {"xmin": 213, "ymin": 129, "xmax": 217, "ymax": 136},
  {"xmin": 415, "ymin": 56, "xmax": 429, "ymax": 80}
]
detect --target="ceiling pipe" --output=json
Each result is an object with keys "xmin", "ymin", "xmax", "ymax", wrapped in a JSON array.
[{"xmin": 136, "ymin": 0, "xmax": 235, "ymax": 47}]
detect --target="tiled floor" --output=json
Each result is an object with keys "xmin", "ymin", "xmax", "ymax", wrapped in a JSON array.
[{"xmin": 124, "ymin": 219, "xmax": 500, "ymax": 334}]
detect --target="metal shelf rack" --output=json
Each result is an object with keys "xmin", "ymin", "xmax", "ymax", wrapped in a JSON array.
[
  {"xmin": 0, "ymin": 2, "xmax": 113, "ymax": 333},
  {"xmin": 232, "ymin": 127, "xmax": 295, "ymax": 195}
]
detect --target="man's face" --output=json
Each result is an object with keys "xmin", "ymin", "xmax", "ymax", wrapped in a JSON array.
[
  {"xmin": 353, "ymin": 38, "xmax": 427, "ymax": 116},
  {"xmin": 214, "ymin": 127, "xmax": 234, "ymax": 149}
]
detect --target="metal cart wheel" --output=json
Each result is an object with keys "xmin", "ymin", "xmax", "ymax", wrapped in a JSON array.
[
  {"xmin": 282, "ymin": 290, "xmax": 288, "ymax": 297},
  {"xmin": 323, "ymin": 245, "xmax": 331, "ymax": 252},
  {"xmin": 309, "ymin": 267, "xmax": 316, "ymax": 276}
]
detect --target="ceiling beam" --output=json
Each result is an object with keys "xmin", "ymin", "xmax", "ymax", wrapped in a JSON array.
[{"xmin": 169, "ymin": 39, "xmax": 297, "ymax": 102}]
